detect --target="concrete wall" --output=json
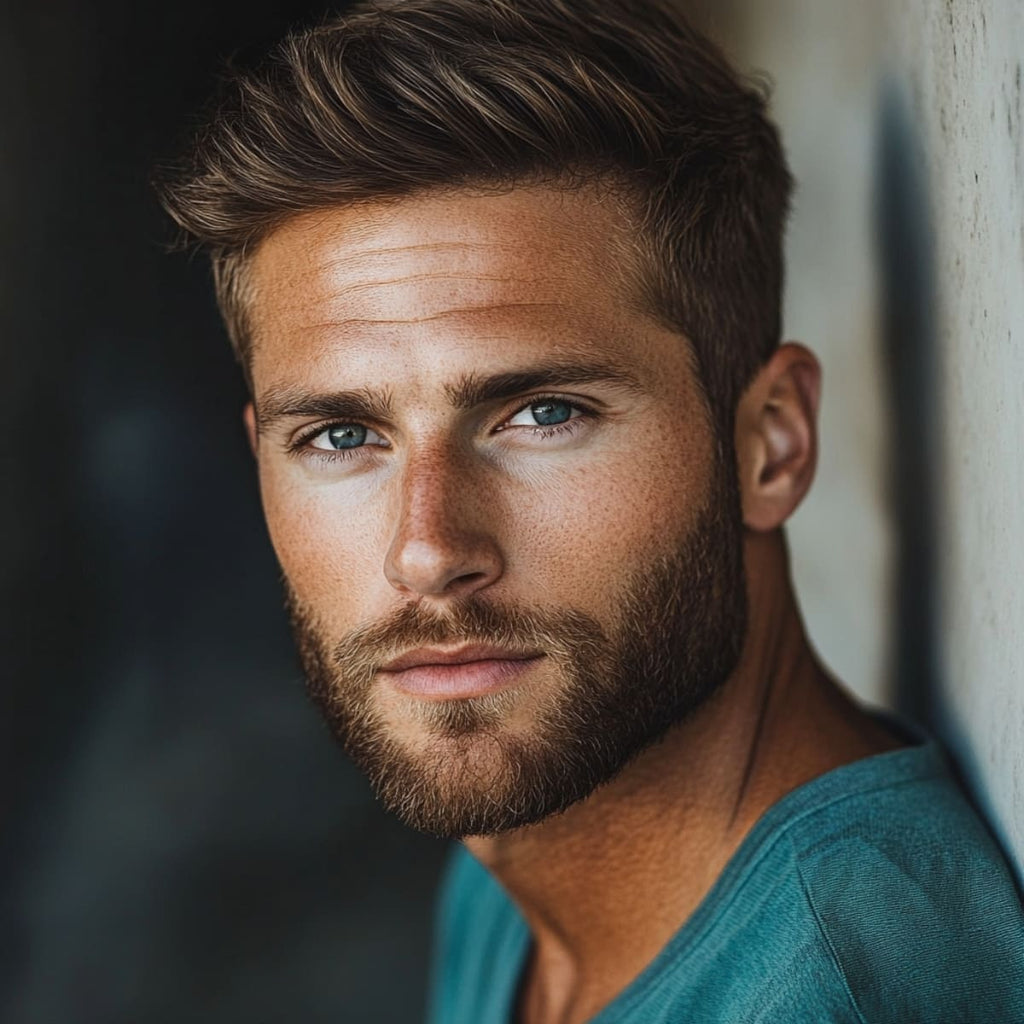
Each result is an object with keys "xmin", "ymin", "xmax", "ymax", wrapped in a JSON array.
[
  {"xmin": 722, "ymin": 0, "xmax": 1024, "ymax": 879},
  {"xmin": 886, "ymin": 0, "xmax": 1024, "ymax": 881}
]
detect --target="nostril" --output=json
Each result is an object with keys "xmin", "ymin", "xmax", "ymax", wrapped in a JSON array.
[{"xmin": 443, "ymin": 570, "xmax": 489, "ymax": 593}]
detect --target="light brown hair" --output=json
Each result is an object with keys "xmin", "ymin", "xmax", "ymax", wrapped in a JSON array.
[{"xmin": 157, "ymin": 0, "xmax": 793, "ymax": 433}]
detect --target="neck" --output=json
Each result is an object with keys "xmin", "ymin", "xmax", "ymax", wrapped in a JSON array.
[{"xmin": 464, "ymin": 530, "xmax": 901, "ymax": 1024}]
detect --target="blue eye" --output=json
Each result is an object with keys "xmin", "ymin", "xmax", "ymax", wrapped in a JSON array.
[
  {"xmin": 507, "ymin": 398, "xmax": 580, "ymax": 429},
  {"xmin": 306, "ymin": 423, "xmax": 386, "ymax": 452},
  {"xmin": 529, "ymin": 400, "xmax": 572, "ymax": 426},
  {"xmin": 327, "ymin": 424, "xmax": 366, "ymax": 449}
]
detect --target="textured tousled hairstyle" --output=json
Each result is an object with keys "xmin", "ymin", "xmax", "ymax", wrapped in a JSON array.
[{"xmin": 157, "ymin": 0, "xmax": 793, "ymax": 433}]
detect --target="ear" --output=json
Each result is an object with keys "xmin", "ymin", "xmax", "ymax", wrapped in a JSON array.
[
  {"xmin": 243, "ymin": 402, "xmax": 259, "ymax": 457},
  {"xmin": 734, "ymin": 343, "xmax": 820, "ymax": 532}
]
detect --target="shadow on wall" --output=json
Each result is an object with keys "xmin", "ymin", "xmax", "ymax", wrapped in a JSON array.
[
  {"xmin": 874, "ymin": 77, "xmax": 945, "ymax": 736},
  {"xmin": 875, "ymin": 79, "xmax": 1021, "ymax": 893}
]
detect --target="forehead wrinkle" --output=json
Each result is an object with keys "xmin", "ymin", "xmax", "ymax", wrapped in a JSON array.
[
  {"xmin": 317, "ymin": 239, "xmax": 534, "ymax": 273},
  {"xmin": 299, "ymin": 301, "xmax": 567, "ymax": 332},
  {"xmin": 259, "ymin": 261, "xmax": 581, "ymax": 327},
  {"xmin": 247, "ymin": 187, "xmax": 661, "ymax": 369},
  {"xmin": 336, "ymin": 271, "xmax": 540, "ymax": 297}
]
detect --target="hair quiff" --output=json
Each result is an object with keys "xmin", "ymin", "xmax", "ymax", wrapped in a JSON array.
[{"xmin": 157, "ymin": 0, "xmax": 793, "ymax": 432}]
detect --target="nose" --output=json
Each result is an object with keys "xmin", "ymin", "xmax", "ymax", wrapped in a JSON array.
[{"xmin": 383, "ymin": 446, "xmax": 504, "ymax": 600}]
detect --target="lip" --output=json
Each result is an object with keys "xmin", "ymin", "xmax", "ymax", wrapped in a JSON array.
[
  {"xmin": 379, "ymin": 644, "xmax": 545, "ymax": 699},
  {"xmin": 380, "ymin": 643, "xmax": 542, "ymax": 672}
]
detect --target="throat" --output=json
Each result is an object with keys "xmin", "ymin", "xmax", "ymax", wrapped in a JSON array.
[{"xmin": 465, "ymin": 719, "xmax": 744, "ymax": 1023}]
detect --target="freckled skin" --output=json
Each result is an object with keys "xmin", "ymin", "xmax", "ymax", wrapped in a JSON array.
[
  {"xmin": 245, "ymin": 185, "xmax": 903, "ymax": 1024},
  {"xmin": 249, "ymin": 188, "xmax": 713, "ymax": 695}
]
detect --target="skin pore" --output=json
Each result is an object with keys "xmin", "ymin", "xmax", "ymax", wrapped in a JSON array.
[{"xmin": 243, "ymin": 184, "xmax": 902, "ymax": 1024}]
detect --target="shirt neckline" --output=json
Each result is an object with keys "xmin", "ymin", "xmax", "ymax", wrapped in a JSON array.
[{"xmin": 500, "ymin": 715, "xmax": 945, "ymax": 1022}]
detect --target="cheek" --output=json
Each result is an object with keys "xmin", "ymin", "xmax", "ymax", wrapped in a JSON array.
[
  {"xmin": 257, "ymin": 462, "xmax": 391, "ymax": 624},
  {"xmin": 254, "ymin": 405, "xmax": 713, "ymax": 627},
  {"xmin": 506, "ymin": 434, "xmax": 709, "ymax": 608}
]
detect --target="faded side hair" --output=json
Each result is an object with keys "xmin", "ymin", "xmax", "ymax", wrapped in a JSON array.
[{"xmin": 156, "ymin": 0, "xmax": 793, "ymax": 433}]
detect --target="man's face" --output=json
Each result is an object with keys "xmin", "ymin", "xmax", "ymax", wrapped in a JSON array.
[{"xmin": 246, "ymin": 185, "xmax": 746, "ymax": 838}]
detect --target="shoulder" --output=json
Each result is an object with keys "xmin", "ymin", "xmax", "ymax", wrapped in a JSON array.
[{"xmin": 787, "ymin": 746, "xmax": 1024, "ymax": 1022}]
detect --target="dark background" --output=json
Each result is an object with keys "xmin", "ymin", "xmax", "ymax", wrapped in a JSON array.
[{"xmin": 1, "ymin": 3, "xmax": 450, "ymax": 1022}]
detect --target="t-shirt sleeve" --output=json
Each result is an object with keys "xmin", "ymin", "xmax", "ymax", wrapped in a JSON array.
[{"xmin": 794, "ymin": 779, "xmax": 1024, "ymax": 1023}]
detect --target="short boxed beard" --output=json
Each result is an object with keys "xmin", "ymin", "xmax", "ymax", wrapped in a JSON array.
[{"xmin": 287, "ymin": 469, "xmax": 746, "ymax": 839}]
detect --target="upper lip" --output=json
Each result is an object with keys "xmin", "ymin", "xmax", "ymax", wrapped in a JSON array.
[{"xmin": 379, "ymin": 644, "xmax": 543, "ymax": 672}]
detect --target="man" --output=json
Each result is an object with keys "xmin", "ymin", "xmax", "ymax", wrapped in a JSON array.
[{"xmin": 158, "ymin": 1, "xmax": 1024, "ymax": 1020}]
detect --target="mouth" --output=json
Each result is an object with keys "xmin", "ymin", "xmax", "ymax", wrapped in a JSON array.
[{"xmin": 378, "ymin": 644, "xmax": 545, "ymax": 699}]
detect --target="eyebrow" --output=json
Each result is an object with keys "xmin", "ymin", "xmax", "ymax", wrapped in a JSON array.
[
  {"xmin": 255, "ymin": 386, "xmax": 394, "ymax": 432},
  {"xmin": 255, "ymin": 359, "xmax": 646, "ymax": 432},
  {"xmin": 443, "ymin": 360, "xmax": 645, "ymax": 408}
]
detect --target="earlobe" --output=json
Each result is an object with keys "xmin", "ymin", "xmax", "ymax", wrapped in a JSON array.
[
  {"xmin": 243, "ymin": 402, "xmax": 259, "ymax": 458},
  {"xmin": 736, "ymin": 343, "xmax": 820, "ymax": 532}
]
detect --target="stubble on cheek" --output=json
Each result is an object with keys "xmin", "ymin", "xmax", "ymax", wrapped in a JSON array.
[{"xmin": 277, "ymin": 443, "xmax": 746, "ymax": 838}]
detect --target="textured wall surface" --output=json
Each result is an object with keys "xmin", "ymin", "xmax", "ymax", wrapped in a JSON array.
[
  {"xmin": 729, "ymin": 1, "xmax": 1024, "ymax": 878},
  {"xmin": 885, "ymin": 0, "xmax": 1024, "ymax": 879}
]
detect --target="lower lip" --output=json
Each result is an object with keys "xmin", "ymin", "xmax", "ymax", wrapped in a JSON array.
[{"xmin": 381, "ymin": 656, "xmax": 544, "ymax": 699}]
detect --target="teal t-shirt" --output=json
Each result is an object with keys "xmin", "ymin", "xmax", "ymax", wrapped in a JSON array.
[{"xmin": 427, "ymin": 732, "xmax": 1024, "ymax": 1023}]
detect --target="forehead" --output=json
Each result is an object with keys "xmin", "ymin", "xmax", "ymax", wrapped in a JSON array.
[{"xmin": 245, "ymin": 185, "xmax": 669, "ymax": 390}]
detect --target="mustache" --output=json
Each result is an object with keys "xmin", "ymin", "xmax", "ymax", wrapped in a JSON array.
[{"xmin": 286, "ymin": 593, "xmax": 610, "ymax": 679}]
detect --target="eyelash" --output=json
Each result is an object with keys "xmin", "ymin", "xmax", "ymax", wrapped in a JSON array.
[{"xmin": 289, "ymin": 394, "xmax": 596, "ymax": 464}]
